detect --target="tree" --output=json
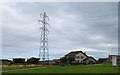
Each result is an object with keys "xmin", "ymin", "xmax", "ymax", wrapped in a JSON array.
[
  {"xmin": 67, "ymin": 56, "xmax": 75, "ymax": 63},
  {"xmin": 60, "ymin": 57, "xmax": 67, "ymax": 63},
  {"xmin": 13, "ymin": 58, "xmax": 25, "ymax": 64},
  {"xmin": 60, "ymin": 56, "xmax": 75, "ymax": 65},
  {"xmin": 26, "ymin": 57, "xmax": 40, "ymax": 64}
]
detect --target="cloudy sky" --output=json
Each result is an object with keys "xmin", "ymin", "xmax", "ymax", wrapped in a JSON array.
[{"xmin": 1, "ymin": 2, "xmax": 118, "ymax": 60}]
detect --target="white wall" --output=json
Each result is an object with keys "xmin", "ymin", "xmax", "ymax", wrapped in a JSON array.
[{"xmin": 75, "ymin": 52, "xmax": 87, "ymax": 63}]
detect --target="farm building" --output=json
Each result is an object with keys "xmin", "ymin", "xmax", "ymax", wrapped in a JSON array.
[{"xmin": 64, "ymin": 51, "xmax": 96, "ymax": 64}]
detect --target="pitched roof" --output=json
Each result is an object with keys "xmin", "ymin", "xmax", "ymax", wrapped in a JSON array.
[
  {"xmin": 98, "ymin": 58, "xmax": 108, "ymax": 62},
  {"xmin": 65, "ymin": 51, "xmax": 88, "ymax": 57},
  {"xmin": 83, "ymin": 57, "xmax": 96, "ymax": 61}
]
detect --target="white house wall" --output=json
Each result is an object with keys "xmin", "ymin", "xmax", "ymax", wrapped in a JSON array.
[{"xmin": 75, "ymin": 52, "xmax": 87, "ymax": 63}]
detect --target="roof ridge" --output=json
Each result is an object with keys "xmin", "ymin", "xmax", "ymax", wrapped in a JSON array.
[{"xmin": 65, "ymin": 51, "xmax": 89, "ymax": 57}]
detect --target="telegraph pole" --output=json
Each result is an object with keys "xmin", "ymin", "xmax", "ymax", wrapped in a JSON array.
[{"xmin": 38, "ymin": 12, "xmax": 49, "ymax": 61}]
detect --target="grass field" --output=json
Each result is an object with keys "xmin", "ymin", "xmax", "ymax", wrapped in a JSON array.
[{"xmin": 2, "ymin": 64, "xmax": 119, "ymax": 74}]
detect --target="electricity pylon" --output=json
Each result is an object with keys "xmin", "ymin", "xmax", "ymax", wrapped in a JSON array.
[{"xmin": 38, "ymin": 12, "xmax": 49, "ymax": 61}]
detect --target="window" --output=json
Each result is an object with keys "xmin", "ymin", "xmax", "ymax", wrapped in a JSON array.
[
  {"xmin": 81, "ymin": 56, "xmax": 84, "ymax": 59},
  {"xmin": 76, "ymin": 56, "xmax": 84, "ymax": 59},
  {"xmin": 76, "ymin": 56, "xmax": 79, "ymax": 59}
]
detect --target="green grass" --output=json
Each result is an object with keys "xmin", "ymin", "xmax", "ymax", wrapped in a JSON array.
[
  {"xmin": 3, "ymin": 64, "xmax": 119, "ymax": 73},
  {"xmin": 1, "ymin": 66, "xmax": 43, "ymax": 71}
]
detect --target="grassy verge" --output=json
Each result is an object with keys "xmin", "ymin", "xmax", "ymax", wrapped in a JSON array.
[{"xmin": 3, "ymin": 64, "xmax": 119, "ymax": 73}]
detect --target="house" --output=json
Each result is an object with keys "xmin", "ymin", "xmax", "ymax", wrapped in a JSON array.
[
  {"xmin": 65, "ymin": 51, "xmax": 88, "ymax": 63},
  {"xmin": 64, "ymin": 51, "xmax": 96, "ymax": 64},
  {"xmin": 108, "ymin": 55, "xmax": 120, "ymax": 63},
  {"xmin": 98, "ymin": 55, "xmax": 120, "ymax": 64},
  {"xmin": 98, "ymin": 58, "xmax": 108, "ymax": 63},
  {"xmin": 82, "ymin": 57, "xmax": 97, "ymax": 64}
]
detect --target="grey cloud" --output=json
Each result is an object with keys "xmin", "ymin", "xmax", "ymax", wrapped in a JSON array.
[{"xmin": 2, "ymin": 2, "xmax": 118, "ymax": 60}]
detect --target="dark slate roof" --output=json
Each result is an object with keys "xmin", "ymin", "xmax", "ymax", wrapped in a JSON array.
[
  {"xmin": 98, "ymin": 58, "xmax": 108, "ymax": 60},
  {"xmin": 98, "ymin": 58, "xmax": 108, "ymax": 61},
  {"xmin": 65, "ymin": 51, "xmax": 88, "ymax": 57}
]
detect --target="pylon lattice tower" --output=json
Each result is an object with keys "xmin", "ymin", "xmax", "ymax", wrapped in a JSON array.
[{"xmin": 38, "ymin": 12, "xmax": 49, "ymax": 61}]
